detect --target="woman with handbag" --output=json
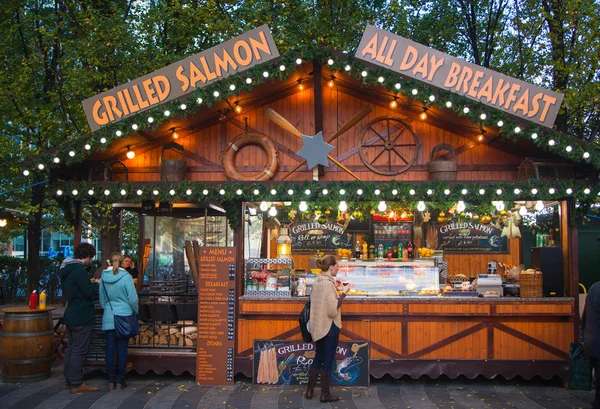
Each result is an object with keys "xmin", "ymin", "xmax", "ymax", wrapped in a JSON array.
[
  {"xmin": 305, "ymin": 255, "xmax": 350, "ymax": 403},
  {"xmin": 99, "ymin": 252, "xmax": 139, "ymax": 390}
]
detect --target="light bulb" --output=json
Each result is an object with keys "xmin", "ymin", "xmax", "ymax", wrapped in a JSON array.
[
  {"xmin": 72, "ymin": 189, "xmax": 78, "ymax": 195},
  {"xmin": 480, "ymin": 113, "xmax": 487, "ymax": 120},
  {"xmin": 299, "ymin": 201, "xmax": 308, "ymax": 212},
  {"xmin": 53, "ymin": 157, "xmax": 60, "ymax": 164},
  {"xmin": 269, "ymin": 207, "xmax": 277, "ymax": 217},
  {"xmin": 132, "ymin": 124, "xmax": 138, "ymax": 130},
  {"xmin": 345, "ymin": 65, "xmax": 351, "ymax": 71},
  {"xmin": 147, "ymin": 117, "xmax": 153, "ymax": 123},
  {"xmin": 339, "ymin": 189, "xmax": 346, "ymax": 195},
  {"xmin": 263, "ymin": 71, "xmax": 269, "ymax": 78},
  {"xmin": 213, "ymin": 91, "xmax": 220, "ymax": 97},
  {"xmin": 339, "ymin": 201, "xmax": 348, "ymax": 212},
  {"xmin": 202, "ymin": 189, "xmax": 208, "ymax": 195},
  {"xmin": 549, "ymin": 188, "xmax": 556, "ymax": 194},
  {"xmin": 163, "ymin": 111, "xmax": 170, "ymax": 117},
  {"xmin": 361, "ymin": 70, "xmax": 368, "ymax": 77},
  {"xmin": 296, "ymin": 58, "xmax": 302, "ymax": 65},
  {"xmin": 357, "ymin": 189, "xmax": 363, "ymax": 195},
  {"xmin": 100, "ymin": 138, "xmax": 107, "ymax": 144},
  {"xmin": 236, "ymin": 189, "xmax": 243, "ymax": 195},
  {"xmin": 412, "ymin": 89, "xmax": 418, "ymax": 95},
  {"xmin": 260, "ymin": 201, "xmax": 269, "ymax": 212},
  {"xmin": 197, "ymin": 97, "xmax": 203, "ymax": 104},
  {"xmin": 235, "ymin": 104, "xmax": 242, "ymax": 114},
  {"xmin": 417, "ymin": 201, "xmax": 426, "ymax": 212},
  {"xmin": 126, "ymin": 150, "xmax": 135, "ymax": 159},
  {"xmin": 246, "ymin": 78, "xmax": 252, "ymax": 84},
  {"xmin": 429, "ymin": 95, "xmax": 436, "ymax": 102},
  {"xmin": 549, "ymin": 139, "xmax": 556, "ymax": 146},
  {"xmin": 446, "ymin": 101, "xmax": 452, "ymax": 108},
  {"xmin": 444, "ymin": 189, "xmax": 451, "ymax": 195},
  {"xmin": 180, "ymin": 104, "xmax": 186, "ymax": 110},
  {"xmin": 519, "ymin": 205, "xmax": 527, "ymax": 216},
  {"xmin": 585, "ymin": 188, "xmax": 591, "ymax": 195},
  {"xmin": 463, "ymin": 107, "xmax": 470, "ymax": 114},
  {"xmin": 419, "ymin": 111, "xmax": 428, "ymax": 121},
  {"xmin": 84, "ymin": 144, "xmax": 91, "ymax": 150},
  {"xmin": 136, "ymin": 189, "xmax": 142, "ymax": 195},
  {"xmin": 378, "ymin": 76, "xmax": 384, "ymax": 83},
  {"xmin": 409, "ymin": 189, "xmax": 416, "ymax": 196},
  {"xmin": 531, "ymin": 188, "xmax": 538, "ymax": 195},
  {"xmin": 514, "ymin": 188, "xmax": 521, "ymax": 194},
  {"xmin": 120, "ymin": 189, "xmax": 127, "ymax": 195},
  {"xmin": 531, "ymin": 133, "xmax": 538, "ymax": 140},
  {"xmin": 457, "ymin": 201, "xmax": 466, "ymax": 212},
  {"xmin": 566, "ymin": 146, "xmax": 572, "ymax": 152},
  {"xmin": 496, "ymin": 189, "xmax": 503, "ymax": 195},
  {"xmin": 287, "ymin": 189, "xmax": 294, "ymax": 195},
  {"xmin": 497, "ymin": 121, "xmax": 504, "ymax": 127},
  {"xmin": 584, "ymin": 152, "xmax": 590, "ymax": 159},
  {"xmin": 514, "ymin": 127, "xmax": 521, "ymax": 133},
  {"xmin": 392, "ymin": 189, "xmax": 398, "ymax": 195},
  {"xmin": 305, "ymin": 189, "xmax": 311, "ymax": 195},
  {"xmin": 219, "ymin": 189, "xmax": 225, "ymax": 195},
  {"xmin": 279, "ymin": 65, "xmax": 286, "ymax": 71},
  {"xmin": 186, "ymin": 189, "xmax": 192, "ymax": 195},
  {"xmin": 327, "ymin": 79, "xmax": 335, "ymax": 88},
  {"xmin": 479, "ymin": 188, "xmax": 485, "ymax": 195},
  {"xmin": 253, "ymin": 189, "xmax": 259, "ymax": 195},
  {"xmin": 229, "ymin": 84, "xmax": 236, "ymax": 90},
  {"xmin": 116, "ymin": 130, "xmax": 122, "ymax": 136},
  {"xmin": 56, "ymin": 190, "xmax": 63, "ymax": 196},
  {"xmin": 322, "ymin": 189, "xmax": 329, "ymax": 195},
  {"xmin": 153, "ymin": 190, "xmax": 159, "ymax": 195},
  {"xmin": 104, "ymin": 189, "xmax": 110, "ymax": 196},
  {"xmin": 374, "ymin": 189, "xmax": 381, "ymax": 196},
  {"xmin": 169, "ymin": 189, "xmax": 175, "ymax": 195},
  {"xmin": 395, "ymin": 83, "xmax": 401, "ymax": 89},
  {"xmin": 270, "ymin": 189, "xmax": 277, "ymax": 195},
  {"xmin": 535, "ymin": 200, "xmax": 544, "ymax": 212},
  {"xmin": 495, "ymin": 201, "xmax": 505, "ymax": 211},
  {"xmin": 378, "ymin": 201, "xmax": 387, "ymax": 212},
  {"xmin": 88, "ymin": 189, "xmax": 94, "ymax": 196},
  {"xmin": 23, "ymin": 170, "xmax": 29, "ymax": 176},
  {"xmin": 389, "ymin": 99, "xmax": 398, "ymax": 109},
  {"xmin": 327, "ymin": 58, "xmax": 334, "ymax": 65},
  {"xmin": 566, "ymin": 188, "xmax": 573, "ymax": 195},
  {"xmin": 426, "ymin": 189, "xmax": 433, "ymax": 196},
  {"xmin": 462, "ymin": 189, "xmax": 468, "ymax": 195}
]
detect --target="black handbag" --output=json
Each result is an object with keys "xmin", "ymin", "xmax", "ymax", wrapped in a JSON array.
[
  {"xmin": 299, "ymin": 299, "xmax": 312, "ymax": 343},
  {"xmin": 568, "ymin": 342, "xmax": 593, "ymax": 390},
  {"xmin": 102, "ymin": 281, "xmax": 140, "ymax": 339}
]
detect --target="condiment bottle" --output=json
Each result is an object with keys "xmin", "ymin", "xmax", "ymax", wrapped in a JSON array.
[
  {"xmin": 377, "ymin": 244, "xmax": 384, "ymax": 259},
  {"xmin": 407, "ymin": 240, "xmax": 414, "ymax": 259},
  {"xmin": 355, "ymin": 243, "xmax": 361, "ymax": 259},
  {"xmin": 39, "ymin": 290, "xmax": 47, "ymax": 310},
  {"xmin": 387, "ymin": 247, "xmax": 392, "ymax": 260},
  {"xmin": 397, "ymin": 242, "xmax": 403, "ymax": 259},
  {"xmin": 29, "ymin": 290, "xmax": 38, "ymax": 310}
]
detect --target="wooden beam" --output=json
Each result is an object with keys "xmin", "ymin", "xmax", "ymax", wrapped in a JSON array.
[{"xmin": 314, "ymin": 61, "xmax": 325, "ymax": 178}]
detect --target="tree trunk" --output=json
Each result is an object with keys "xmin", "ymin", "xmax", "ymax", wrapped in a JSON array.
[
  {"xmin": 26, "ymin": 179, "xmax": 45, "ymax": 296},
  {"xmin": 100, "ymin": 208, "xmax": 122, "ymax": 267}
]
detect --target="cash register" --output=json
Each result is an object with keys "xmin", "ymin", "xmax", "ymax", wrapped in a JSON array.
[{"xmin": 476, "ymin": 274, "xmax": 503, "ymax": 296}]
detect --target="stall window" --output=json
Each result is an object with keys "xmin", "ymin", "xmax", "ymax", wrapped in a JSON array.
[{"xmin": 132, "ymin": 214, "xmax": 232, "ymax": 350}]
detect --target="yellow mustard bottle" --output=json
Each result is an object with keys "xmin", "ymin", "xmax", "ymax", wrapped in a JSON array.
[{"xmin": 39, "ymin": 290, "xmax": 47, "ymax": 310}]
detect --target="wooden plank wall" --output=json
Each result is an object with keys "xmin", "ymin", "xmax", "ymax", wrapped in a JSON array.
[{"xmin": 122, "ymin": 84, "xmax": 522, "ymax": 182}]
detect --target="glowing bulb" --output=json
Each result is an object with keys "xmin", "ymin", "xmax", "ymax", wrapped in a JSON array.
[
  {"xmin": 263, "ymin": 71, "xmax": 269, "ymax": 78},
  {"xmin": 392, "ymin": 189, "xmax": 398, "ymax": 195},
  {"xmin": 584, "ymin": 152, "xmax": 590, "ymax": 159},
  {"xmin": 136, "ymin": 189, "xmax": 142, "ymax": 195},
  {"xmin": 497, "ymin": 120, "xmax": 504, "ymax": 127},
  {"xmin": 361, "ymin": 70, "xmax": 368, "ymax": 77},
  {"xmin": 278, "ymin": 64, "xmax": 285, "ymax": 72},
  {"xmin": 120, "ymin": 189, "xmax": 127, "ymax": 195},
  {"xmin": 357, "ymin": 189, "xmax": 363, "ymax": 195},
  {"xmin": 345, "ymin": 65, "xmax": 351, "ymax": 71},
  {"xmin": 132, "ymin": 124, "xmax": 138, "ymax": 130},
  {"xmin": 116, "ymin": 130, "xmax": 122, "ymax": 136},
  {"xmin": 72, "ymin": 189, "xmax": 78, "ymax": 195},
  {"xmin": 296, "ymin": 58, "xmax": 302, "ymax": 65},
  {"xmin": 213, "ymin": 91, "xmax": 220, "ymax": 97},
  {"xmin": 270, "ymin": 189, "xmax": 277, "ymax": 195},
  {"xmin": 535, "ymin": 200, "xmax": 544, "ymax": 211},
  {"xmin": 88, "ymin": 189, "xmax": 94, "ymax": 196},
  {"xmin": 236, "ymin": 189, "xmax": 243, "ymax": 195},
  {"xmin": 339, "ymin": 189, "xmax": 346, "ymax": 195},
  {"xmin": 56, "ymin": 190, "xmax": 62, "ymax": 196},
  {"xmin": 514, "ymin": 127, "xmax": 521, "ymax": 133},
  {"xmin": 429, "ymin": 95, "xmax": 436, "ymax": 102},
  {"xmin": 197, "ymin": 97, "xmax": 203, "ymax": 104},
  {"xmin": 202, "ymin": 189, "xmax": 208, "ymax": 195},
  {"xmin": 104, "ymin": 189, "xmax": 110, "ymax": 196},
  {"xmin": 327, "ymin": 58, "xmax": 334, "ymax": 65},
  {"xmin": 374, "ymin": 189, "xmax": 380, "ymax": 195},
  {"xmin": 395, "ymin": 83, "xmax": 401, "ymax": 89},
  {"xmin": 480, "ymin": 113, "xmax": 487, "ymax": 120},
  {"xmin": 246, "ymin": 78, "xmax": 252, "ymax": 84},
  {"xmin": 153, "ymin": 190, "xmax": 159, "ymax": 195},
  {"xmin": 38, "ymin": 164, "xmax": 44, "ymax": 170},
  {"xmin": 496, "ymin": 189, "xmax": 503, "ymax": 195},
  {"xmin": 100, "ymin": 137, "xmax": 107, "ymax": 144},
  {"xmin": 419, "ymin": 111, "xmax": 428, "ymax": 121},
  {"xmin": 180, "ymin": 104, "xmax": 187, "ymax": 110},
  {"xmin": 287, "ymin": 189, "xmax": 294, "ymax": 195},
  {"xmin": 514, "ymin": 188, "xmax": 521, "ymax": 194},
  {"xmin": 479, "ymin": 188, "xmax": 485, "ymax": 195},
  {"xmin": 457, "ymin": 201, "xmax": 466, "ymax": 212},
  {"xmin": 495, "ymin": 201, "xmax": 505, "ymax": 211},
  {"xmin": 253, "ymin": 189, "xmax": 259, "ymax": 195},
  {"xmin": 299, "ymin": 201, "xmax": 308, "ymax": 212},
  {"xmin": 268, "ymin": 207, "xmax": 277, "ymax": 217},
  {"xmin": 444, "ymin": 189, "xmax": 451, "ymax": 195},
  {"xmin": 84, "ymin": 144, "xmax": 91, "ymax": 150},
  {"xmin": 549, "ymin": 188, "xmax": 556, "ymax": 194},
  {"xmin": 566, "ymin": 188, "xmax": 573, "ymax": 195},
  {"xmin": 519, "ymin": 205, "xmax": 527, "ymax": 216},
  {"xmin": 229, "ymin": 84, "xmax": 236, "ymax": 91},
  {"xmin": 259, "ymin": 202, "xmax": 268, "ymax": 211},
  {"xmin": 339, "ymin": 201, "xmax": 348, "ymax": 212},
  {"xmin": 531, "ymin": 133, "xmax": 538, "ymax": 140},
  {"xmin": 126, "ymin": 150, "xmax": 135, "ymax": 159},
  {"xmin": 409, "ymin": 189, "xmax": 416, "ymax": 195},
  {"xmin": 549, "ymin": 139, "xmax": 556, "ymax": 146},
  {"xmin": 427, "ymin": 189, "xmax": 433, "ymax": 195},
  {"xmin": 186, "ymin": 189, "xmax": 192, "ymax": 195},
  {"xmin": 219, "ymin": 189, "xmax": 225, "ymax": 195},
  {"xmin": 477, "ymin": 134, "xmax": 484, "ymax": 142},
  {"xmin": 417, "ymin": 201, "xmax": 426, "ymax": 212},
  {"xmin": 327, "ymin": 79, "xmax": 334, "ymax": 87},
  {"xmin": 378, "ymin": 201, "xmax": 387, "ymax": 212},
  {"xmin": 463, "ymin": 107, "xmax": 470, "ymax": 114},
  {"xmin": 585, "ymin": 188, "xmax": 591, "ymax": 195},
  {"xmin": 53, "ymin": 157, "xmax": 60, "ymax": 163},
  {"xmin": 23, "ymin": 170, "xmax": 29, "ymax": 176},
  {"xmin": 531, "ymin": 188, "xmax": 538, "ymax": 195},
  {"xmin": 305, "ymin": 189, "xmax": 311, "ymax": 195},
  {"xmin": 462, "ymin": 189, "xmax": 468, "ymax": 195},
  {"xmin": 566, "ymin": 145, "xmax": 572, "ymax": 152},
  {"xmin": 446, "ymin": 101, "xmax": 452, "ymax": 108},
  {"xmin": 147, "ymin": 117, "xmax": 153, "ymax": 123},
  {"xmin": 322, "ymin": 189, "xmax": 329, "ymax": 195},
  {"xmin": 163, "ymin": 111, "xmax": 170, "ymax": 117},
  {"xmin": 389, "ymin": 99, "xmax": 398, "ymax": 109},
  {"xmin": 412, "ymin": 89, "xmax": 418, "ymax": 95}
]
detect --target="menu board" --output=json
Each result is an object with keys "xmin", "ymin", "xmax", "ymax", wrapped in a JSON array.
[
  {"xmin": 85, "ymin": 302, "xmax": 106, "ymax": 364},
  {"xmin": 438, "ymin": 221, "xmax": 508, "ymax": 253},
  {"xmin": 253, "ymin": 340, "xmax": 369, "ymax": 386},
  {"xmin": 289, "ymin": 221, "xmax": 352, "ymax": 253},
  {"xmin": 196, "ymin": 247, "xmax": 236, "ymax": 385}
]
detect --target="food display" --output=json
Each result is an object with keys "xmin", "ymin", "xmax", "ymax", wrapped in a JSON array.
[
  {"xmin": 337, "ymin": 260, "xmax": 439, "ymax": 296},
  {"xmin": 418, "ymin": 247, "xmax": 436, "ymax": 257}
]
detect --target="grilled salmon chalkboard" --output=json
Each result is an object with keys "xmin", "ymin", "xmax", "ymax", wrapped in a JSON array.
[
  {"xmin": 288, "ymin": 221, "xmax": 352, "ymax": 253},
  {"xmin": 437, "ymin": 221, "xmax": 508, "ymax": 253}
]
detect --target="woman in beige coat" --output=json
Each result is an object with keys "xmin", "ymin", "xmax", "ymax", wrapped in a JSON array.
[{"xmin": 305, "ymin": 255, "xmax": 350, "ymax": 402}]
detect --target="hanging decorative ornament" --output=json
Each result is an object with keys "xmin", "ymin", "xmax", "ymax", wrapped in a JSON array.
[{"xmin": 423, "ymin": 211, "xmax": 431, "ymax": 223}]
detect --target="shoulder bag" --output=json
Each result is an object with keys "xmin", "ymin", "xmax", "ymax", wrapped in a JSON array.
[
  {"xmin": 102, "ymin": 281, "xmax": 140, "ymax": 339},
  {"xmin": 298, "ymin": 299, "xmax": 312, "ymax": 343}
]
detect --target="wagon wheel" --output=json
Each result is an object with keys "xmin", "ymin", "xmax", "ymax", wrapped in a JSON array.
[{"xmin": 358, "ymin": 117, "xmax": 420, "ymax": 176}]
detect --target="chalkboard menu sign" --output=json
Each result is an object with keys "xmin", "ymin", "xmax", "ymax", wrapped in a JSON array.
[
  {"xmin": 289, "ymin": 221, "xmax": 353, "ymax": 253},
  {"xmin": 196, "ymin": 247, "xmax": 236, "ymax": 386},
  {"xmin": 438, "ymin": 221, "xmax": 508, "ymax": 253},
  {"xmin": 85, "ymin": 302, "xmax": 106, "ymax": 364},
  {"xmin": 253, "ymin": 340, "xmax": 369, "ymax": 386}
]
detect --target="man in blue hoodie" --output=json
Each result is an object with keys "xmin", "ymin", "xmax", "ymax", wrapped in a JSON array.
[{"xmin": 59, "ymin": 243, "xmax": 100, "ymax": 393}]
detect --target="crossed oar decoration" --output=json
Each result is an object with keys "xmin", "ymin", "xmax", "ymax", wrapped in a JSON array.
[{"xmin": 264, "ymin": 106, "xmax": 372, "ymax": 181}]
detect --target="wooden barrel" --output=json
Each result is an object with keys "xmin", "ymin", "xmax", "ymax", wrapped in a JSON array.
[
  {"xmin": 160, "ymin": 142, "xmax": 186, "ymax": 182},
  {"xmin": 427, "ymin": 143, "xmax": 457, "ymax": 180},
  {"xmin": 0, "ymin": 307, "xmax": 55, "ymax": 382}
]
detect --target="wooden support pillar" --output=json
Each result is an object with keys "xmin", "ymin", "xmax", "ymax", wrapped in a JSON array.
[
  {"xmin": 560, "ymin": 199, "xmax": 580, "ymax": 340},
  {"xmin": 313, "ymin": 61, "xmax": 325, "ymax": 179},
  {"xmin": 234, "ymin": 202, "xmax": 245, "ymax": 356}
]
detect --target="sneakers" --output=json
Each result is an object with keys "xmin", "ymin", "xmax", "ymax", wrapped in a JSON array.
[{"xmin": 70, "ymin": 383, "xmax": 99, "ymax": 394}]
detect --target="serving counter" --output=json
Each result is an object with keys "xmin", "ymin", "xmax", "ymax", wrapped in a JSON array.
[{"xmin": 236, "ymin": 295, "xmax": 575, "ymax": 380}]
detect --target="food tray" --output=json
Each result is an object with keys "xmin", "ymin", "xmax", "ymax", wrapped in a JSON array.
[
  {"xmin": 483, "ymin": 293, "xmax": 501, "ymax": 298},
  {"xmin": 444, "ymin": 291, "xmax": 480, "ymax": 297}
]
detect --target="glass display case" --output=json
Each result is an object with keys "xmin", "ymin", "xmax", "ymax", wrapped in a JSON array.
[
  {"xmin": 338, "ymin": 260, "xmax": 439, "ymax": 296},
  {"xmin": 372, "ymin": 220, "xmax": 412, "ymax": 249}
]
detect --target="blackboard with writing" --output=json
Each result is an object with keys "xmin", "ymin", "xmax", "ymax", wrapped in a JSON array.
[
  {"xmin": 85, "ymin": 302, "xmax": 106, "ymax": 364},
  {"xmin": 289, "ymin": 221, "xmax": 352, "ymax": 254},
  {"xmin": 438, "ymin": 221, "xmax": 508, "ymax": 253},
  {"xmin": 253, "ymin": 340, "xmax": 369, "ymax": 386}
]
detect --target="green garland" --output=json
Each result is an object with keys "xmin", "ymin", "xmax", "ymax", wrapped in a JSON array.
[
  {"xmin": 19, "ymin": 44, "xmax": 600, "ymax": 175},
  {"xmin": 52, "ymin": 179, "xmax": 597, "ymax": 229}
]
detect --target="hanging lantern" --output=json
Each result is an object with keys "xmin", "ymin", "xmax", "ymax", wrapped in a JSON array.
[{"xmin": 276, "ymin": 226, "xmax": 292, "ymax": 259}]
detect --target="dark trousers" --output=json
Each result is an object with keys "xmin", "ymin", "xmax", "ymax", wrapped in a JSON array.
[
  {"xmin": 593, "ymin": 359, "xmax": 600, "ymax": 409},
  {"xmin": 311, "ymin": 323, "xmax": 340, "ymax": 372},
  {"xmin": 64, "ymin": 325, "xmax": 92, "ymax": 387},
  {"xmin": 105, "ymin": 330, "xmax": 129, "ymax": 384}
]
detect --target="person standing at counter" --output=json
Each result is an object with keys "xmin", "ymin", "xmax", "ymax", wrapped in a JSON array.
[
  {"xmin": 583, "ymin": 282, "xmax": 600, "ymax": 409},
  {"xmin": 121, "ymin": 255, "xmax": 139, "ymax": 286},
  {"xmin": 305, "ymin": 255, "xmax": 350, "ymax": 403}
]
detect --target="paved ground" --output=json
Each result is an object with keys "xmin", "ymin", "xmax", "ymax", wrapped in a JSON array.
[{"xmin": 0, "ymin": 365, "xmax": 596, "ymax": 409}]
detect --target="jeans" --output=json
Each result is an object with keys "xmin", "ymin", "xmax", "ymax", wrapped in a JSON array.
[
  {"xmin": 311, "ymin": 323, "xmax": 340, "ymax": 372},
  {"xmin": 64, "ymin": 325, "xmax": 93, "ymax": 387},
  {"xmin": 105, "ymin": 330, "xmax": 129, "ymax": 384}
]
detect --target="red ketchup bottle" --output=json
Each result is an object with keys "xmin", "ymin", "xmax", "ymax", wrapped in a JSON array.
[{"xmin": 29, "ymin": 290, "xmax": 38, "ymax": 310}]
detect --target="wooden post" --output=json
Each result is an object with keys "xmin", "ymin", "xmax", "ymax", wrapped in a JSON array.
[
  {"xmin": 234, "ymin": 202, "xmax": 245, "ymax": 357},
  {"xmin": 313, "ymin": 60, "xmax": 325, "ymax": 179},
  {"xmin": 560, "ymin": 199, "xmax": 580, "ymax": 341}
]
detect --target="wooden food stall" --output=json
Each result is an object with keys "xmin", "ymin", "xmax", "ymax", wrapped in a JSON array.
[{"xmin": 41, "ymin": 26, "xmax": 597, "ymax": 381}]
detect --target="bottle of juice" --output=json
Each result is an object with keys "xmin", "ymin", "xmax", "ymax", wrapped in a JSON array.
[
  {"xmin": 397, "ymin": 242, "xmax": 403, "ymax": 259},
  {"xmin": 377, "ymin": 244, "xmax": 384, "ymax": 259}
]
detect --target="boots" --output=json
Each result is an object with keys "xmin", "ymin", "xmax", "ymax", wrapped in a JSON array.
[
  {"xmin": 320, "ymin": 370, "xmax": 339, "ymax": 403},
  {"xmin": 304, "ymin": 367, "xmax": 319, "ymax": 399}
]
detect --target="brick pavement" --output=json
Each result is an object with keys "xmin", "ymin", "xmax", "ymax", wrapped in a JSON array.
[{"xmin": 0, "ymin": 365, "xmax": 596, "ymax": 409}]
